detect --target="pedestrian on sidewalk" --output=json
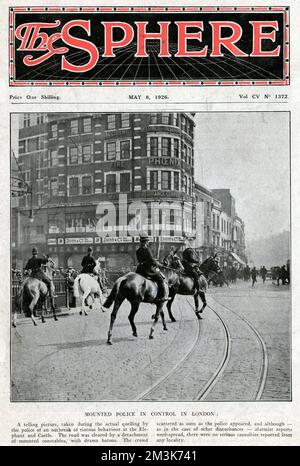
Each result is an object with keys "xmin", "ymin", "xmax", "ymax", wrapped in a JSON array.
[{"xmin": 251, "ymin": 266, "xmax": 258, "ymax": 287}]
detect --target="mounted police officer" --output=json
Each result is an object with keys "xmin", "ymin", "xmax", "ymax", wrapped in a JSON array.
[
  {"xmin": 81, "ymin": 246, "xmax": 96, "ymax": 274},
  {"xmin": 136, "ymin": 233, "xmax": 168, "ymax": 302},
  {"xmin": 24, "ymin": 247, "xmax": 56, "ymax": 303},
  {"xmin": 182, "ymin": 246, "xmax": 203, "ymax": 293}
]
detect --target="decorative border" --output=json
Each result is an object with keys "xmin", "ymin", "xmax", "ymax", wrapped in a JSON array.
[{"xmin": 9, "ymin": 6, "xmax": 290, "ymax": 87}]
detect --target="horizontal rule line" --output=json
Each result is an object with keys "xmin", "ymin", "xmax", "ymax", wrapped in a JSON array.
[{"xmin": 10, "ymin": 101, "xmax": 289, "ymax": 105}]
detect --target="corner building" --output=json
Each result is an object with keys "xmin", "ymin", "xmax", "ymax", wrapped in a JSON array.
[{"xmin": 14, "ymin": 113, "xmax": 195, "ymax": 270}]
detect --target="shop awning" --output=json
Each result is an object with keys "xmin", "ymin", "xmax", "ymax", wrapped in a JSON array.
[{"xmin": 230, "ymin": 252, "xmax": 247, "ymax": 266}]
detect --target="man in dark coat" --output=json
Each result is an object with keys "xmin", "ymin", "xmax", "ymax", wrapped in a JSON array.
[
  {"xmin": 182, "ymin": 247, "xmax": 202, "ymax": 292},
  {"xmin": 81, "ymin": 246, "xmax": 96, "ymax": 274},
  {"xmin": 24, "ymin": 247, "xmax": 56, "ymax": 300},
  {"xmin": 251, "ymin": 266, "xmax": 258, "ymax": 287},
  {"xmin": 136, "ymin": 234, "xmax": 168, "ymax": 302}
]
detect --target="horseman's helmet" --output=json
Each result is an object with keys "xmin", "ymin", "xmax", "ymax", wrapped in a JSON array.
[
  {"xmin": 140, "ymin": 232, "xmax": 149, "ymax": 243},
  {"xmin": 32, "ymin": 247, "xmax": 38, "ymax": 255},
  {"xmin": 87, "ymin": 246, "xmax": 93, "ymax": 252}
]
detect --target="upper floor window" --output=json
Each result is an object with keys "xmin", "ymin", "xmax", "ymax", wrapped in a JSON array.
[
  {"xmin": 82, "ymin": 176, "xmax": 92, "ymax": 195},
  {"xmin": 50, "ymin": 123, "xmax": 58, "ymax": 139},
  {"xmin": 162, "ymin": 137, "xmax": 171, "ymax": 157},
  {"xmin": 107, "ymin": 142, "xmax": 116, "ymax": 161},
  {"xmin": 50, "ymin": 149, "xmax": 59, "ymax": 167},
  {"xmin": 161, "ymin": 113, "xmax": 171, "ymax": 125},
  {"xmin": 121, "ymin": 113, "xmax": 130, "ymax": 128},
  {"xmin": 120, "ymin": 140, "xmax": 130, "ymax": 160},
  {"xmin": 82, "ymin": 145, "xmax": 92, "ymax": 163},
  {"xmin": 107, "ymin": 114, "xmax": 116, "ymax": 130},
  {"xmin": 69, "ymin": 177, "xmax": 79, "ymax": 196},
  {"xmin": 106, "ymin": 174, "xmax": 116, "ymax": 193},
  {"xmin": 174, "ymin": 139, "xmax": 179, "ymax": 158},
  {"xmin": 174, "ymin": 171, "xmax": 180, "ymax": 191},
  {"xmin": 161, "ymin": 171, "xmax": 171, "ymax": 190},
  {"xmin": 120, "ymin": 172, "xmax": 131, "ymax": 192},
  {"xmin": 23, "ymin": 114, "xmax": 30, "ymax": 128},
  {"xmin": 83, "ymin": 117, "xmax": 92, "ymax": 133},
  {"xmin": 50, "ymin": 178, "xmax": 58, "ymax": 196},
  {"xmin": 70, "ymin": 120, "xmax": 78, "ymax": 135},
  {"xmin": 150, "ymin": 137, "xmax": 158, "ymax": 157},
  {"xmin": 174, "ymin": 114, "xmax": 179, "ymax": 127},
  {"xmin": 150, "ymin": 171, "xmax": 158, "ymax": 190},
  {"xmin": 70, "ymin": 147, "xmax": 79, "ymax": 165},
  {"xmin": 150, "ymin": 114, "xmax": 158, "ymax": 124}
]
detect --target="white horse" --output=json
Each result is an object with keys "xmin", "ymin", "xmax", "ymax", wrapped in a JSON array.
[{"xmin": 73, "ymin": 259, "xmax": 104, "ymax": 316}]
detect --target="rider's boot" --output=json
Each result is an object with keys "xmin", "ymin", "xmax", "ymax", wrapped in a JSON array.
[{"xmin": 156, "ymin": 280, "xmax": 169, "ymax": 302}]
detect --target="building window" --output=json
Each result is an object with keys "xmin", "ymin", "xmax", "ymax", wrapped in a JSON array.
[
  {"xmin": 82, "ymin": 145, "xmax": 92, "ymax": 163},
  {"xmin": 70, "ymin": 120, "xmax": 78, "ymax": 135},
  {"xmin": 50, "ymin": 123, "xmax": 58, "ymax": 139},
  {"xmin": 69, "ymin": 147, "xmax": 79, "ymax": 164},
  {"xmin": 174, "ymin": 171, "xmax": 179, "ymax": 191},
  {"xmin": 28, "ymin": 137, "xmax": 39, "ymax": 152},
  {"xmin": 83, "ymin": 117, "xmax": 92, "ymax": 133},
  {"xmin": 182, "ymin": 144, "xmax": 187, "ymax": 162},
  {"xmin": 121, "ymin": 113, "xmax": 130, "ymax": 128},
  {"xmin": 107, "ymin": 114, "xmax": 116, "ymax": 130},
  {"xmin": 150, "ymin": 171, "xmax": 158, "ymax": 190},
  {"xmin": 106, "ymin": 174, "xmax": 116, "ymax": 193},
  {"xmin": 69, "ymin": 177, "xmax": 79, "ymax": 196},
  {"xmin": 37, "ymin": 114, "xmax": 45, "ymax": 125},
  {"xmin": 120, "ymin": 140, "xmax": 130, "ymax": 160},
  {"xmin": 19, "ymin": 140, "xmax": 26, "ymax": 154},
  {"xmin": 120, "ymin": 172, "xmax": 131, "ymax": 192},
  {"xmin": 187, "ymin": 146, "xmax": 192, "ymax": 165},
  {"xmin": 182, "ymin": 115, "xmax": 187, "ymax": 133},
  {"xmin": 162, "ymin": 137, "xmax": 171, "ymax": 157},
  {"xmin": 50, "ymin": 178, "xmax": 58, "ymax": 196},
  {"xmin": 106, "ymin": 142, "xmax": 116, "ymax": 161},
  {"xmin": 217, "ymin": 216, "xmax": 220, "ymax": 230},
  {"xmin": 82, "ymin": 176, "xmax": 92, "ymax": 195},
  {"xmin": 188, "ymin": 177, "xmax": 192, "ymax": 195},
  {"xmin": 174, "ymin": 139, "xmax": 179, "ymax": 158},
  {"xmin": 150, "ymin": 114, "xmax": 158, "ymax": 124},
  {"xmin": 150, "ymin": 137, "xmax": 158, "ymax": 157},
  {"xmin": 161, "ymin": 113, "xmax": 170, "ymax": 125},
  {"xmin": 23, "ymin": 114, "xmax": 30, "ymax": 128},
  {"xmin": 174, "ymin": 114, "xmax": 179, "ymax": 127},
  {"xmin": 50, "ymin": 149, "xmax": 59, "ymax": 167},
  {"xmin": 161, "ymin": 171, "xmax": 171, "ymax": 190},
  {"xmin": 182, "ymin": 175, "xmax": 187, "ymax": 193}
]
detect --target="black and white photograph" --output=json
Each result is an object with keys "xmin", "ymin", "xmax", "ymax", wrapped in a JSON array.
[{"xmin": 10, "ymin": 111, "xmax": 291, "ymax": 402}]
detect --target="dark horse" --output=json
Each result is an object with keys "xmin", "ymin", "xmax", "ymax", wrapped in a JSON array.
[
  {"xmin": 12, "ymin": 264, "xmax": 58, "ymax": 327},
  {"xmin": 162, "ymin": 253, "xmax": 220, "ymax": 322},
  {"xmin": 103, "ymin": 253, "xmax": 219, "ymax": 345}
]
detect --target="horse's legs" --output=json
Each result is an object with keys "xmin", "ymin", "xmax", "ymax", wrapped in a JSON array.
[
  {"xmin": 41, "ymin": 298, "xmax": 47, "ymax": 323},
  {"xmin": 128, "ymin": 301, "xmax": 140, "ymax": 337},
  {"xmin": 107, "ymin": 297, "xmax": 125, "ymax": 345},
  {"xmin": 166, "ymin": 291, "xmax": 176, "ymax": 322},
  {"xmin": 81, "ymin": 289, "xmax": 90, "ymax": 316},
  {"xmin": 29, "ymin": 293, "xmax": 39, "ymax": 326},
  {"xmin": 149, "ymin": 303, "xmax": 164, "ymax": 339},
  {"xmin": 12, "ymin": 310, "xmax": 17, "ymax": 328}
]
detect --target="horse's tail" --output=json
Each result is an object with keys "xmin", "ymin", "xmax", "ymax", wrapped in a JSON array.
[
  {"xmin": 73, "ymin": 276, "xmax": 81, "ymax": 298},
  {"xmin": 103, "ymin": 276, "xmax": 126, "ymax": 309}
]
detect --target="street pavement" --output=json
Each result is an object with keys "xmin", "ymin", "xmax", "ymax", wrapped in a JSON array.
[{"xmin": 11, "ymin": 278, "xmax": 291, "ymax": 402}]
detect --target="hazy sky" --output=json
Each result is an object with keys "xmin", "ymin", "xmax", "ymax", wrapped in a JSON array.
[{"xmin": 194, "ymin": 112, "xmax": 290, "ymax": 242}]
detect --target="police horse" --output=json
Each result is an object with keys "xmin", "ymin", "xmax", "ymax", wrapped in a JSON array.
[
  {"xmin": 161, "ymin": 253, "xmax": 220, "ymax": 322},
  {"xmin": 73, "ymin": 258, "xmax": 104, "ymax": 316},
  {"xmin": 12, "ymin": 263, "xmax": 58, "ymax": 327},
  {"xmin": 103, "ymin": 253, "xmax": 219, "ymax": 345}
]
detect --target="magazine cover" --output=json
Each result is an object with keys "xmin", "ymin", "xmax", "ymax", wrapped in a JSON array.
[{"xmin": 1, "ymin": 0, "xmax": 299, "ymax": 452}]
